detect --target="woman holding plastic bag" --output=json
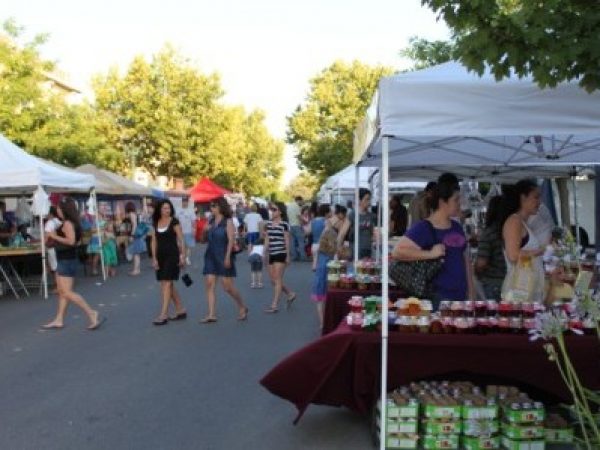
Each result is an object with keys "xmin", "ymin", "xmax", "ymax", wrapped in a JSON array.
[{"xmin": 500, "ymin": 180, "xmax": 545, "ymax": 303}]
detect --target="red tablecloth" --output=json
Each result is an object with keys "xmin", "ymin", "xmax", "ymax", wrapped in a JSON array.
[
  {"xmin": 322, "ymin": 286, "xmax": 404, "ymax": 335},
  {"xmin": 261, "ymin": 323, "xmax": 600, "ymax": 424}
]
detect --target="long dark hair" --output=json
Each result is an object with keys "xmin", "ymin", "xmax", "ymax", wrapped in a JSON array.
[
  {"xmin": 273, "ymin": 201, "xmax": 288, "ymax": 223},
  {"xmin": 390, "ymin": 195, "xmax": 408, "ymax": 236},
  {"xmin": 152, "ymin": 199, "xmax": 175, "ymax": 226},
  {"xmin": 500, "ymin": 179, "xmax": 539, "ymax": 227},
  {"xmin": 427, "ymin": 173, "xmax": 460, "ymax": 211},
  {"xmin": 58, "ymin": 197, "xmax": 81, "ymax": 237},
  {"xmin": 213, "ymin": 197, "xmax": 232, "ymax": 219},
  {"xmin": 485, "ymin": 195, "xmax": 503, "ymax": 228}
]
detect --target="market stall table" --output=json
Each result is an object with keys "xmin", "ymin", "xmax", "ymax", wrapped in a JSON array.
[
  {"xmin": 322, "ymin": 286, "xmax": 404, "ymax": 335},
  {"xmin": 261, "ymin": 322, "xmax": 600, "ymax": 424},
  {"xmin": 0, "ymin": 246, "xmax": 42, "ymax": 298}
]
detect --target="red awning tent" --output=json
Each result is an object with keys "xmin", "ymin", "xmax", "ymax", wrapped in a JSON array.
[{"xmin": 188, "ymin": 177, "xmax": 230, "ymax": 203}]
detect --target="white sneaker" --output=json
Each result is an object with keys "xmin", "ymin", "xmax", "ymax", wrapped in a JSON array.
[{"xmin": 185, "ymin": 257, "xmax": 192, "ymax": 266}]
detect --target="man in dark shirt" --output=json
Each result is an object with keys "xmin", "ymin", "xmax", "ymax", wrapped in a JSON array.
[{"xmin": 0, "ymin": 201, "xmax": 16, "ymax": 246}]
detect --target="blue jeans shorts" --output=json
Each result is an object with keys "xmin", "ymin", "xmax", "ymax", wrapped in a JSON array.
[{"xmin": 57, "ymin": 258, "xmax": 78, "ymax": 278}]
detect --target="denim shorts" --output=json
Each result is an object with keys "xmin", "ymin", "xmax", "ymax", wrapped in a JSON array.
[
  {"xmin": 184, "ymin": 233, "xmax": 196, "ymax": 248},
  {"xmin": 248, "ymin": 253, "xmax": 263, "ymax": 272},
  {"xmin": 57, "ymin": 258, "xmax": 78, "ymax": 278}
]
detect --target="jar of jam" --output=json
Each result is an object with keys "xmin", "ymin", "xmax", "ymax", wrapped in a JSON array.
[
  {"xmin": 451, "ymin": 301, "xmax": 465, "ymax": 317},
  {"xmin": 474, "ymin": 301, "xmax": 488, "ymax": 318},
  {"xmin": 486, "ymin": 300, "xmax": 498, "ymax": 318},
  {"xmin": 429, "ymin": 315, "xmax": 444, "ymax": 334},
  {"xmin": 522, "ymin": 302, "xmax": 535, "ymax": 318},
  {"xmin": 439, "ymin": 300, "xmax": 451, "ymax": 317},
  {"xmin": 454, "ymin": 317, "xmax": 469, "ymax": 334},
  {"xmin": 442, "ymin": 317, "xmax": 455, "ymax": 334},
  {"xmin": 476, "ymin": 317, "xmax": 490, "ymax": 335},
  {"xmin": 509, "ymin": 317, "xmax": 523, "ymax": 334},
  {"xmin": 498, "ymin": 317, "xmax": 510, "ymax": 333},
  {"xmin": 522, "ymin": 318, "xmax": 536, "ymax": 333},
  {"xmin": 568, "ymin": 318, "xmax": 584, "ymax": 335},
  {"xmin": 498, "ymin": 301, "xmax": 512, "ymax": 317},
  {"xmin": 488, "ymin": 317, "xmax": 499, "ymax": 333},
  {"xmin": 463, "ymin": 301, "xmax": 475, "ymax": 317},
  {"xmin": 465, "ymin": 317, "xmax": 476, "ymax": 334},
  {"xmin": 511, "ymin": 302, "xmax": 523, "ymax": 318}
]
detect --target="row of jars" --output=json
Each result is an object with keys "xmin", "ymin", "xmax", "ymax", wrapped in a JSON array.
[{"xmin": 438, "ymin": 300, "xmax": 545, "ymax": 319}]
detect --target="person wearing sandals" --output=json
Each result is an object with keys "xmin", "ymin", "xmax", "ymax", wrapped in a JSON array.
[
  {"xmin": 150, "ymin": 199, "xmax": 187, "ymax": 325},
  {"xmin": 42, "ymin": 197, "xmax": 104, "ymax": 331},
  {"xmin": 264, "ymin": 201, "xmax": 296, "ymax": 313},
  {"xmin": 200, "ymin": 197, "xmax": 248, "ymax": 323}
]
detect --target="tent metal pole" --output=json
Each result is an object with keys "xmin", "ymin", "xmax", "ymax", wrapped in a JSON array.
[
  {"xmin": 571, "ymin": 171, "xmax": 581, "ymax": 260},
  {"xmin": 92, "ymin": 190, "xmax": 107, "ymax": 281},
  {"xmin": 354, "ymin": 166, "xmax": 359, "ymax": 266},
  {"xmin": 40, "ymin": 211, "xmax": 48, "ymax": 299},
  {"xmin": 375, "ymin": 173, "xmax": 382, "ymax": 264},
  {"xmin": 379, "ymin": 136, "xmax": 390, "ymax": 450}
]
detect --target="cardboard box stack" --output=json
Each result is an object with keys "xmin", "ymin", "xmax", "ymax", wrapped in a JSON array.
[{"xmin": 376, "ymin": 382, "xmax": 574, "ymax": 450}]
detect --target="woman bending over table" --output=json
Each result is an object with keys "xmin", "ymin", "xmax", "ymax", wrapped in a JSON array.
[
  {"xmin": 42, "ymin": 197, "xmax": 104, "ymax": 330},
  {"xmin": 392, "ymin": 173, "xmax": 474, "ymax": 308}
]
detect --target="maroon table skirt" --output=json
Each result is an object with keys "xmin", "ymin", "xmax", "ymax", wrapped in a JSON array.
[
  {"xmin": 322, "ymin": 286, "xmax": 404, "ymax": 335},
  {"xmin": 261, "ymin": 323, "xmax": 600, "ymax": 424}
]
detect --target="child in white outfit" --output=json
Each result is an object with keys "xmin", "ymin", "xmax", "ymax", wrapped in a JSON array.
[{"xmin": 248, "ymin": 237, "xmax": 264, "ymax": 288}]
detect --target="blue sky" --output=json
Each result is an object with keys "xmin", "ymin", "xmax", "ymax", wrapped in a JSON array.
[{"xmin": 4, "ymin": 0, "xmax": 449, "ymax": 181}]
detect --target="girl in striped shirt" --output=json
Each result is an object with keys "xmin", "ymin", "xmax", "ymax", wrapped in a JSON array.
[{"xmin": 264, "ymin": 201, "xmax": 296, "ymax": 313}]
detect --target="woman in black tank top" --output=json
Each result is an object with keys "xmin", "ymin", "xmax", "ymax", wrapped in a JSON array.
[{"xmin": 42, "ymin": 197, "xmax": 105, "ymax": 330}]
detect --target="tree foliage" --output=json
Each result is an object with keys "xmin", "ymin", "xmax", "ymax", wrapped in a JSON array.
[
  {"xmin": 0, "ymin": 19, "xmax": 121, "ymax": 169},
  {"xmin": 422, "ymin": 0, "xmax": 600, "ymax": 91},
  {"xmin": 93, "ymin": 45, "xmax": 283, "ymax": 195},
  {"xmin": 400, "ymin": 36, "xmax": 456, "ymax": 70},
  {"xmin": 287, "ymin": 60, "xmax": 393, "ymax": 183},
  {"xmin": 283, "ymin": 171, "xmax": 320, "ymax": 201}
]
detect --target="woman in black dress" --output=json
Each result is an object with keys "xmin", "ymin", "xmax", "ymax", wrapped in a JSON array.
[{"xmin": 150, "ymin": 199, "xmax": 187, "ymax": 325}]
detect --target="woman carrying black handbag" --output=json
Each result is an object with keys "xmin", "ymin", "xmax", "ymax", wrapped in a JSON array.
[{"xmin": 392, "ymin": 173, "xmax": 474, "ymax": 309}]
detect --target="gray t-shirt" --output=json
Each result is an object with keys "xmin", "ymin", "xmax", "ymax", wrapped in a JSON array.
[{"xmin": 349, "ymin": 211, "xmax": 376, "ymax": 253}]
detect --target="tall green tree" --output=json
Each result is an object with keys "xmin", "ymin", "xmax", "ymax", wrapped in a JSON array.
[
  {"xmin": 283, "ymin": 171, "xmax": 320, "ymax": 201},
  {"xmin": 287, "ymin": 60, "xmax": 393, "ymax": 182},
  {"xmin": 0, "ymin": 19, "xmax": 120, "ymax": 168},
  {"xmin": 422, "ymin": 0, "xmax": 600, "ymax": 91},
  {"xmin": 93, "ymin": 45, "xmax": 283, "ymax": 195},
  {"xmin": 93, "ymin": 45, "xmax": 224, "ymax": 180},
  {"xmin": 400, "ymin": 36, "xmax": 456, "ymax": 70}
]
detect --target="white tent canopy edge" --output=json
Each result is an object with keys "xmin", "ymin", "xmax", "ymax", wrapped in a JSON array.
[{"xmin": 352, "ymin": 62, "xmax": 600, "ymax": 450}]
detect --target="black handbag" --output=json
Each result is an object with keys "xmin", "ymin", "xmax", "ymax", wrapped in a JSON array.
[{"xmin": 389, "ymin": 221, "xmax": 443, "ymax": 298}]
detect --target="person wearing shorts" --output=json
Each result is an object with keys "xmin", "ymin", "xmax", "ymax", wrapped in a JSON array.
[
  {"xmin": 264, "ymin": 202, "xmax": 296, "ymax": 313},
  {"xmin": 248, "ymin": 237, "xmax": 265, "ymax": 288},
  {"xmin": 42, "ymin": 197, "xmax": 104, "ymax": 331}
]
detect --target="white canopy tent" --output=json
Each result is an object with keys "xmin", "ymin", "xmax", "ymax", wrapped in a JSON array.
[
  {"xmin": 352, "ymin": 62, "xmax": 600, "ymax": 450},
  {"xmin": 0, "ymin": 135, "xmax": 100, "ymax": 298},
  {"xmin": 317, "ymin": 165, "xmax": 375, "ymax": 204},
  {"xmin": 76, "ymin": 164, "xmax": 154, "ymax": 197}
]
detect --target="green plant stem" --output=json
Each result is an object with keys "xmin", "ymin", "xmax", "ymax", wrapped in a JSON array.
[
  {"xmin": 553, "ymin": 340, "xmax": 591, "ymax": 445},
  {"xmin": 558, "ymin": 335, "xmax": 600, "ymax": 443}
]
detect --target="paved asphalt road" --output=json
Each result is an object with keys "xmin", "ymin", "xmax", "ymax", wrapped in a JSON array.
[{"xmin": 0, "ymin": 246, "xmax": 373, "ymax": 450}]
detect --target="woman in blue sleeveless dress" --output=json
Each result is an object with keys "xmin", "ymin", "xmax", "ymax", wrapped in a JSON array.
[{"xmin": 201, "ymin": 197, "xmax": 248, "ymax": 323}]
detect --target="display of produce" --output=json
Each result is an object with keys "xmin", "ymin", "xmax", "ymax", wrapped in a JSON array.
[{"xmin": 376, "ymin": 381, "xmax": 575, "ymax": 450}]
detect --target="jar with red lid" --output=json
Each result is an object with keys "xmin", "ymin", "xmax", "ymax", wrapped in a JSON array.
[
  {"xmin": 522, "ymin": 318, "xmax": 536, "ymax": 332},
  {"xmin": 498, "ymin": 317, "xmax": 510, "ymax": 333},
  {"xmin": 474, "ymin": 301, "xmax": 487, "ymax": 318},
  {"xmin": 439, "ymin": 301, "xmax": 451, "ymax": 317},
  {"xmin": 463, "ymin": 301, "xmax": 475, "ymax": 317},
  {"xmin": 498, "ymin": 301, "xmax": 512, "ymax": 317},
  {"xmin": 486, "ymin": 300, "xmax": 498, "ymax": 318},
  {"xmin": 509, "ymin": 317, "xmax": 523, "ymax": 334},
  {"xmin": 568, "ymin": 318, "xmax": 584, "ymax": 335},
  {"xmin": 442, "ymin": 317, "xmax": 455, "ymax": 334},
  {"xmin": 511, "ymin": 302, "xmax": 523, "ymax": 318},
  {"xmin": 476, "ymin": 317, "xmax": 490, "ymax": 335},
  {"xmin": 450, "ymin": 301, "xmax": 464, "ymax": 318},
  {"xmin": 521, "ymin": 302, "xmax": 535, "ymax": 318}
]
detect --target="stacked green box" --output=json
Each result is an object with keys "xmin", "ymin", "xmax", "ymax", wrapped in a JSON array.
[
  {"xmin": 375, "ymin": 397, "xmax": 420, "ymax": 449},
  {"xmin": 500, "ymin": 404, "xmax": 546, "ymax": 450}
]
